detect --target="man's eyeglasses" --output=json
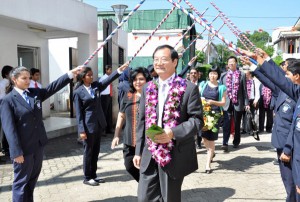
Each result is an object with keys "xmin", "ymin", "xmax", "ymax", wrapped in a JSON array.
[{"xmin": 153, "ymin": 58, "xmax": 171, "ymax": 64}]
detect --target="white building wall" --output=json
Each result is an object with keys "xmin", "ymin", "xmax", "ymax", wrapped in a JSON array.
[
  {"xmin": 127, "ymin": 30, "xmax": 183, "ymax": 57},
  {"xmin": 0, "ymin": 0, "xmax": 98, "ymax": 117}
]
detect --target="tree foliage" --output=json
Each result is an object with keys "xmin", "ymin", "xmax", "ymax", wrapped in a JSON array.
[
  {"xmin": 211, "ymin": 44, "xmax": 234, "ymax": 71},
  {"xmin": 195, "ymin": 50, "xmax": 206, "ymax": 64},
  {"xmin": 273, "ymin": 55, "xmax": 284, "ymax": 66},
  {"xmin": 237, "ymin": 30, "xmax": 274, "ymax": 56}
]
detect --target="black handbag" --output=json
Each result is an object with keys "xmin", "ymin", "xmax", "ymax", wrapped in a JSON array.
[{"xmin": 245, "ymin": 109, "xmax": 260, "ymax": 141}]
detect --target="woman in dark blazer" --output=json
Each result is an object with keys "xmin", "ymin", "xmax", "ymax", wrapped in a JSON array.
[
  {"xmin": 73, "ymin": 63, "xmax": 128, "ymax": 186},
  {"xmin": 0, "ymin": 66, "xmax": 80, "ymax": 202},
  {"xmin": 111, "ymin": 67, "xmax": 151, "ymax": 182}
]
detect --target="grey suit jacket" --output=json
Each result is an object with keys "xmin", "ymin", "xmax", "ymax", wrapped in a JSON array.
[
  {"xmin": 135, "ymin": 80, "xmax": 203, "ymax": 179},
  {"xmin": 220, "ymin": 70, "xmax": 249, "ymax": 111}
]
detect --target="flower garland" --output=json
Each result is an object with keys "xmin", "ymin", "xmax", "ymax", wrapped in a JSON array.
[
  {"xmin": 262, "ymin": 86, "xmax": 272, "ymax": 109},
  {"xmin": 246, "ymin": 79, "xmax": 253, "ymax": 99},
  {"xmin": 226, "ymin": 70, "xmax": 241, "ymax": 104},
  {"xmin": 145, "ymin": 76, "xmax": 187, "ymax": 167}
]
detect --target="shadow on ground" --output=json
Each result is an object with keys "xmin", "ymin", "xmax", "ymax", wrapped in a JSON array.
[{"xmin": 90, "ymin": 187, "xmax": 235, "ymax": 202}]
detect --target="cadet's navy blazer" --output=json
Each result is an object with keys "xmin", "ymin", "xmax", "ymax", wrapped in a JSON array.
[
  {"xmin": 73, "ymin": 70, "xmax": 120, "ymax": 134},
  {"xmin": 259, "ymin": 61, "xmax": 300, "ymax": 185},
  {"xmin": 254, "ymin": 67, "xmax": 296, "ymax": 149},
  {"xmin": 0, "ymin": 74, "xmax": 71, "ymax": 159}
]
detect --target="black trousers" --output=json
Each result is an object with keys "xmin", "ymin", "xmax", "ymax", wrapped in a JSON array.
[
  {"xmin": 123, "ymin": 144, "xmax": 139, "ymax": 182},
  {"xmin": 259, "ymin": 101, "xmax": 273, "ymax": 132},
  {"xmin": 83, "ymin": 131, "xmax": 102, "ymax": 180},
  {"xmin": 101, "ymin": 95, "xmax": 112, "ymax": 133},
  {"xmin": 226, "ymin": 103, "xmax": 243, "ymax": 146}
]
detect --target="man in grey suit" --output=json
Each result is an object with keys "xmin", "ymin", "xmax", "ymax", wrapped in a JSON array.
[
  {"xmin": 220, "ymin": 56, "xmax": 249, "ymax": 150},
  {"xmin": 133, "ymin": 45, "xmax": 203, "ymax": 202}
]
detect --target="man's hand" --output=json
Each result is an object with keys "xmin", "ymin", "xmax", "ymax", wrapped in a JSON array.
[
  {"xmin": 238, "ymin": 48, "xmax": 256, "ymax": 58},
  {"xmin": 254, "ymin": 48, "xmax": 270, "ymax": 65},
  {"xmin": 80, "ymin": 133, "xmax": 87, "ymax": 140},
  {"xmin": 118, "ymin": 62, "xmax": 129, "ymax": 72},
  {"xmin": 133, "ymin": 155, "xmax": 141, "ymax": 169},
  {"xmin": 111, "ymin": 136, "xmax": 119, "ymax": 149},
  {"xmin": 245, "ymin": 105, "xmax": 250, "ymax": 111},
  {"xmin": 253, "ymin": 101, "xmax": 258, "ymax": 108},
  {"xmin": 14, "ymin": 155, "xmax": 24, "ymax": 164},
  {"xmin": 297, "ymin": 185, "xmax": 300, "ymax": 194},
  {"xmin": 240, "ymin": 56, "xmax": 251, "ymax": 66},
  {"xmin": 280, "ymin": 153, "xmax": 291, "ymax": 163},
  {"xmin": 188, "ymin": 56, "xmax": 197, "ymax": 66},
  {"xmin": 154, "ymin": 128, "xmax": 174, "ymax": 144},
  {"xmin": 71, "ymin": 66, "xmax": 84, "ymax": 77}
]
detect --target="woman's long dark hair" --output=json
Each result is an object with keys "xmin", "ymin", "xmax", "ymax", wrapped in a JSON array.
[
  {"xmin": 74, "ymin": 67, "xmax": 92, "ymax": 90},
  {"xmin": 6, "ymin": 66, "xmax": 30, "ymax": 94},
  {"xmin": 129, "ymin": 67, "xmax": 151, "ymax": 93}
]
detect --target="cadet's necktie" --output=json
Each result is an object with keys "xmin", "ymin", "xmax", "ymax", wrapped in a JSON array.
[
  {"xmin": 23, "ymin": 91, "xmax": 30, "ymax": 105},
  {"xmin": 34, "ymin": 81, "xmax": 38, "ymax": 88},
  {"xmin": 89, "ymin": 87, "xmax": 95, "ymax": 98}
]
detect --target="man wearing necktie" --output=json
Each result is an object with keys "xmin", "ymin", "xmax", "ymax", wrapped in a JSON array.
[
  {"xmin": 0, "ymin": 66, "xmax": 81, "ymax": 202},
  {"xmin": 133, "ymin": 45, "xmax": 203, "ymax": 202},
  {"xmin": 29, "ymin": 68, "xmax": 42, "ymax": 88}
]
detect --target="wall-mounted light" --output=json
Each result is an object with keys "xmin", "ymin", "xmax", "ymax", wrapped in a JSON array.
[{"xmin": 27, "ymin": 25, "xmax": 46, "ymax": 32}]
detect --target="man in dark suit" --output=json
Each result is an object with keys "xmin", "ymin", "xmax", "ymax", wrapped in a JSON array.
[
  {"xmin": 0, "ymin": 66, "xmax": 80, "ymax": 202},
  {"xmin": 242, "ymin": 48, "xmax": 300, "ymax": 199},
  {"xmin": 133, "ymin": 45, "xmax": 203, "ymax": 202},
  {"xmin": 220, "ymin": 56, "xmax": 249, "ymax": 150}
]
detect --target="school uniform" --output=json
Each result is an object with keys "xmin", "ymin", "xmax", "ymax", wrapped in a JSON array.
[
  {"xmin": 0, "ymin": 73, "xmax": 72, "ymax": 202},
  {"xmin": 254, "ymin": 66, "xmax": 298, "ymax": 201},
  {"xmin": 255, "ymin": 60, "xmax": 300, "ymax": 201},
  {"xmin": 73, "ymin": 70, "xmax": 120, "ymax": 182}
]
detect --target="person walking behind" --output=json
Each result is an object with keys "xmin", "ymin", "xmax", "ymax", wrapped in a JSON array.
[
  {"xmin": 111, "ymin": 67, "xmax": 151, "ymax": 182},
  {"xmin": 29, "ymin": 68, "xmax": 42, "ymax": 88},
  {"xmin": 199, "ymin": 66, "xmax": 226, "ymax": 173},
  {"xmin": 73, "ymin": 62, "xmax": 129, "ymax": 186},
  {"xmin": 0, "ymin": 65, "xmax": 13, "ymax": 157},
  {"xmin": 219, "ymin": 56, "xmax": 249, "ymax": 150},
  {"xmin": 99, "ymin": 65, "xmax": 114, "ymax": 134},
  {"xmin": 0, "ymin": 66, "xmax": 81, "ymax": 202}
]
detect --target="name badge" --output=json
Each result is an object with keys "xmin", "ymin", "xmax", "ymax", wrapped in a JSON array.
[
  {"xmin": 282, "ymin": 103, "xmax": 291, "ymax": 113},
  {"xmin": 296, "ymin": 117, "xmax": 300, "ymax": 132}
]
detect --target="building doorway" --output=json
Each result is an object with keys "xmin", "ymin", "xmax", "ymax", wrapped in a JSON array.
[{"xmin": 17, "ymin": 45, "xmax": 40, "ymax": 69}]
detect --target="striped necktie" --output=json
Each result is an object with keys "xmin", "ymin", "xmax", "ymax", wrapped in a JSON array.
[{"xmin": 23, "ymin": 91, "xmax": 30, "ymax": 105}]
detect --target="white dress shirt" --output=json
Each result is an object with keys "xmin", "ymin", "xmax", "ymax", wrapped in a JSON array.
[
  {"xmin": 29, "ymin": 80, "xmax": 42, "ymax": 88},
  {"xmin": 157, "ymin": 73, "xmax": 176, "ymax": 127},
  {"xmin": 0, "ymin": 78, "xmax": 9, "ymax": 100},
  {"xmin": 99, "ymin": 74, "xmax": 110, "ymax": 95}
]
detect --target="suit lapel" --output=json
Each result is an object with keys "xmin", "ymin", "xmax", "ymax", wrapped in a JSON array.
[
  {"xmin": 12, "ymin": 89, "xmax": 33, "ymax": 112},
  {"xmin": 28, "ymin": 91, "xmax": 35, "ymax": 110}
]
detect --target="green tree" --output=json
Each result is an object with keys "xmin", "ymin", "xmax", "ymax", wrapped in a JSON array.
[
  {"xmin": 237, "ymin": 30, "xmax": 274, "ymax": 56},
  {"xmin": 195, "ymin": 50, "xmax": 206, "ymax": 64},
  {"xmin": 211, "ymin": 44, "xmax": 234, "ymax": 71},
  {"xmin": 273, "ymin": 55, "xmax": 284, "ymax": 66}
]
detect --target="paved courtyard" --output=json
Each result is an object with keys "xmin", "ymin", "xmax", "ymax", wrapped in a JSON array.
[{"xmin": 0, "ymin": 132, "xmax": 286, "ymax": 201}]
